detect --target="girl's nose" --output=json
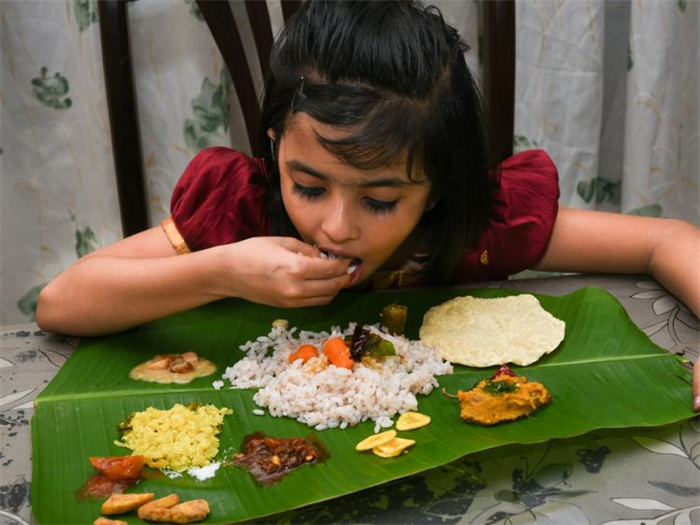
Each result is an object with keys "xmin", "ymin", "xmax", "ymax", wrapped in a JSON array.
[{"xmin": 321, "ymin": 200, "xmax": 360, "ymax": 243}]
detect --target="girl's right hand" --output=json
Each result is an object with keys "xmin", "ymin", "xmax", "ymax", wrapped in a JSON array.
[{"xmin": 217, "ymin": 237, "xmax": 352, "ymax": 307}]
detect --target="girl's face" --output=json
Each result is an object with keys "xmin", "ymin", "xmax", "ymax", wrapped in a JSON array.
[{"xmin": 276, "ymin": 113, "xmax": 433, "ymax": 286}]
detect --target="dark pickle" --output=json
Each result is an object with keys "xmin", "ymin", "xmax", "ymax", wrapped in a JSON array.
[{"xmin": 233, "ymin": 432, "xmax": 329, "ymax": 486}]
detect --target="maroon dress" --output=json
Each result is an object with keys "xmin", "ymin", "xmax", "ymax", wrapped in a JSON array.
[{"xmin": 163, "ymin": 147, "xmax": 559, "ymax": 287}]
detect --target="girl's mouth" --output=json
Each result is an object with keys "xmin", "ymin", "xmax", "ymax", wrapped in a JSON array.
[{"xmin": 319, "ymin": 249, "xmax": 363, "ymax": 284}]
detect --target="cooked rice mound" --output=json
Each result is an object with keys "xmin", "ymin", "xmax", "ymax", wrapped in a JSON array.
[
  {"xmin": 115, "ymin": 403, "xmax": 232, "ymax": 472},
  {"xmin": 420, "ymin": 294, "xmax": 566, "ymax": 367},
  {"xmin": 221, "ymin": 323, "xmax": 453, "ymax": 431}
]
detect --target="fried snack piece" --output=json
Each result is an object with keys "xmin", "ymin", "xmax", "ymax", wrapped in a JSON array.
[
  {"xmin": 94, "ymin": 518, "xmax": 128, "ymax": 525},
  {"xmin": 137, "ymin": 494, "xmax": 180, "ymax": 519},
  {"xmin": 355, "ymin": 430, "xmax": 397, "ymax": 451},
  {"xmin": 458, "ymin": 365, "xmax": 551, "ymax": 425},
  {"xmin": 395, "ymin": 411, "xmax": 431, "ymax": 431},
  {"xmin": 372, "ymin": 437, "xmax": 416, "ymax": 458},
  {"xmin": 138, "ymin": 494, "xmax": 210, "ymax": 524},
  {"xmin": 101, "ymin": 493, "xmax": 154, "ymax": 514}
]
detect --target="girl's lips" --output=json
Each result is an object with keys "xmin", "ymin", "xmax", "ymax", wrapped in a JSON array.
[{"xmin": 317, "ymin": 248, "xmax": 362, "ymax": 286}]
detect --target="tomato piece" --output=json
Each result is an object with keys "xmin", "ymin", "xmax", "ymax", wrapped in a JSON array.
[{"xmin": 89, "ymin": 455, "xmax": 147, "ymax": 480}]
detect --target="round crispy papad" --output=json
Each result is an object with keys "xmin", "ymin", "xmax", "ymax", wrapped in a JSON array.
[{"xmin": 419, "ymin": 294, "xmax": 565, "ymax": 367}]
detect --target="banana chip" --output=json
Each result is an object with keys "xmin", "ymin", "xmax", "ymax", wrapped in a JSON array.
[
  {"xmin": 355, "ymin": 430, "xmax": 397, "ymax": 451},
  {"xmin": 372, "ymin": 437, "xmax": 416, "ymax": 458},
  {"xmin": 395, "ymin": 411, "xmax": 431, "ymax": 431}
]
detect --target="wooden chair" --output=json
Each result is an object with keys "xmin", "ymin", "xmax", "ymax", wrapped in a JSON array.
[{"xmin": 98, "ymin": 0, "xmax": 514, "ymax": 237}]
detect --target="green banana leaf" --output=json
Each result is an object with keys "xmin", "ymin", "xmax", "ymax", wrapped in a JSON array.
[{"xmin": 32, "ymin": 287, "xmax": 694, "ymax": 524}]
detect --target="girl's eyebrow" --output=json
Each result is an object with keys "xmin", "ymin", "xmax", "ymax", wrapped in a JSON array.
[{"xmin": 286, "ymin": 159, "xmax": 410, "ymax": 188}]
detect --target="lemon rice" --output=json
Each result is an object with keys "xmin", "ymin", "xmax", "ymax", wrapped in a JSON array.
[{"xmin": 115, "ymin": 403, "xmax": 232, "ymax": 472}]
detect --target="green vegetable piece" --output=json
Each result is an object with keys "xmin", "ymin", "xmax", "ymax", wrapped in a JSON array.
[
  {"xmin": 365, "ymin": 334, "xmax": 396, "ymax": 357},
  {"xmin": 381, "ymin": 303, "xmax": 407, "ymax": 335}
]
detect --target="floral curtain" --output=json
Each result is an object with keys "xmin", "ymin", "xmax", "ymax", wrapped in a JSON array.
[{"xmin": 1, "ymin": 0, "xmax": 697, "ymax": 325}]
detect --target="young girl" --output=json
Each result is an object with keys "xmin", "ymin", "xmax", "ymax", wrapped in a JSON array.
[{"xmin": 37, "ymin": 1, "xmax": 699, "ymax": 409}]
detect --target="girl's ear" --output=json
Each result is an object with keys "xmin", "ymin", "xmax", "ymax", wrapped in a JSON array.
[
  {"xmin": 425, "ymin": 192, "xmax": 439, "ymax": 212},
  {"xmin": 267, "ymin": 128, "xmax": 276, "ymax": 141}
]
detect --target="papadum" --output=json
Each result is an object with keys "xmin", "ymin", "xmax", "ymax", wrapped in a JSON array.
[{"xmin": 419, "ymin": 294, "xmax": 565, "ymax": 367}]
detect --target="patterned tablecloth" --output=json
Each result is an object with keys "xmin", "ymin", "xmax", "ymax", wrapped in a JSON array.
[{"xmin": 1, "ymin": 275, "xmax": 698, "ymax": 525}]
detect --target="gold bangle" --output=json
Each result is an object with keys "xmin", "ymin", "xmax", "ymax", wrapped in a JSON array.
[{"xmin": 161, "ymin": 217, "xmax": 191, "ymax": 255}]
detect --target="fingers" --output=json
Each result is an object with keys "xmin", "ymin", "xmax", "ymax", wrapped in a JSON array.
[
  {"xmin": 274, "ymin": 237, "xmax": 320, "ymax": 257},
  {"xmin": 693, "ymin": 357, "xmax": 700, "ymax": 412},
  {"xmin": 303, "ymin": 257, "xmax": 353, "ymax": 279},
  {"xmin": 273, "ymin": 238, "xmax": 352, "ymax": 278}
]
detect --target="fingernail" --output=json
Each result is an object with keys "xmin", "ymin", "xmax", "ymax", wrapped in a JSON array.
[{"xmin": 694, "ymin": 396, "xmax": 700, "ymax": 412}]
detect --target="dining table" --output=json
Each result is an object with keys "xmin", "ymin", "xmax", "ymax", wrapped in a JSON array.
[{"xmin": 1, "ymin": 273, "xmax": 698, "ymax": 525}]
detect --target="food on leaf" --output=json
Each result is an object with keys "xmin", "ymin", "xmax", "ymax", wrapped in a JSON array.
[
  {"xmin": 94, "ymin": 493, "xmax": 208, "ymax": 525},
  {"xmin": 78, "ymin": 456, "xmax": 148, "ymax": 499},
  {"xmin": 94, "ymin": 517, "xmax": 127, "ymax": 525},
  {"xmin": 89, "ymin": 456, "xmax": 147, "ymax": 481},
  {"xmin": 395, "ymin": 411, "xmax": 431, "ymax": 431},
  {"xmin": 420, "ymin": 294, "xmax": 565, "ymax": 367},
  {"xmin": 322, "ymin": 337, "xmax": 354, "ymax": 369},
  {"xmin": 130, "ymin": 352, "xmax": 216, "ymax": 384},
  {"xmin": 234, "ymin": 432, "xmax": 328, "ymax": 486},
  {"xmin": 372, "ymin": 437, "xmax": 416, "ymax": 458},
  {"xmin": 272, "ymin": 318, "xmax": 289, "ymax": 329},
  {"xmin": 222, "ymin": 322, "xmax": 452, "ymax": 431},
  {"xmin": 101, "ymin": 493, "xmax": 154, "ymax": 514},
  {"xmin": 115, "ymin": 403, "xmax": 232, "ymax": 472},
  {"xmin": 138, "ymin": 495, "xmax": 209, "ymax": 524},
  {"xmin": 349, "ymin": 325, "xmax": 397, "ymax": 361},
  {"xmin": 457, "ymin": 365, "xmax": 552, "ymax": 425},
  {"xmin": 381, "ymin": 303, "xmax": 408, "ymax": 335},
  {"xmin": 137, "ymin": 494, "xmax": 180, "ymax": 518},
  {"xmin": 355, "ymin": 430, "xmax": 397, "ymax": 451},
  {"xmin": 287, "ymin": 344, "xmax": 319, "ymax": 363}
]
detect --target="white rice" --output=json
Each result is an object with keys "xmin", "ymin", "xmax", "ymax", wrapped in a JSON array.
[{"xmin": 219, "ymin": 323, "xmax": 452, "ymax": 431}]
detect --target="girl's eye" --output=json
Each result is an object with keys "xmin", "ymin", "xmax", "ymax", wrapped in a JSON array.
[
  {"xmin": 292, "ymin": 183, "xmax": 325, "ymax": 200},
  {"xmin": 292, "ymin": 183, "xmax": 397, "ymax": 214},
  {"xmin": 364, "ymin": 197, "xmax": 398, "ymax": 215}
]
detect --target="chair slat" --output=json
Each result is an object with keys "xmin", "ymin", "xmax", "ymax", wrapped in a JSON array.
[
  {"xmin": 196, "ymin": 0, "xmax": 261, "ymax": 154},
  {"xmin": 483, "ymin": 0, "xmax": 516, "ymax": 163},
  {"xmin": 97, "ymin": 0, "xmax": 150, "ymax": 235},
  {"xmin": 244, "ymin": 0, "xmax": 274, "ymax": 80},
  {"xmin": 280, "ymin": 0, "xmax": 302, "ymax": 22}
]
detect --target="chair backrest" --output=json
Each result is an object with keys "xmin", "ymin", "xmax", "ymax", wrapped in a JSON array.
[
  {"xmin": 195, "ymin": 0, "xmax": 302, "ymax": 157},
  {"xmin": 98, "ymin": 0, "xmax": 514, "ymax": 237}
]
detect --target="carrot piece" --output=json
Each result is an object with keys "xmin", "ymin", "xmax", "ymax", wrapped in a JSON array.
[
  {"xmin": 288, "ymin": 344, "xmax": 319, "ymax": 363},
  {"xmin": 322, "ymin": 337, "xmax": 354, "ymax": 369}
]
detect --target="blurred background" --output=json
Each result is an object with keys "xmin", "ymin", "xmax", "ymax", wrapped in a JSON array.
[{"xmin": 1, "ymin": 0, "xmax": 698, "ymax": 325}]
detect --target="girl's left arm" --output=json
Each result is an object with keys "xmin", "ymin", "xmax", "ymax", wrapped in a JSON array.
[{"xmin": 536, "ymin": 208, "xmax": 700, "ymax": 410}]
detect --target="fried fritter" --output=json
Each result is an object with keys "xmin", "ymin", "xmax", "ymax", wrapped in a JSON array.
[
  {"xmin": 101, "ymin": 492, "xmax": 154, "ymax": 514},
  {"xmin": 137, "ymin": 494, "xmax": 210, "ymax": 524},
  {"xmin": 137, "ymin": 494, "xmax": 180, "ymax": 519},
  {"xmin": 458, "ymin": 365, "xmax": 551, "ymax": 425},
  {"xmin": 94, "ymin": 518, "xmax": 128, "ymax": 525}
]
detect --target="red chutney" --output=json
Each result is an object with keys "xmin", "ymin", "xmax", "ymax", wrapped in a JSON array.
[
  {"xmin": 77, "ymin": 456, "xmax": 147, "ymax": 499},
  {"xmin": 234, "ymin": 432, "xmax": 328, "ymax": 486}
]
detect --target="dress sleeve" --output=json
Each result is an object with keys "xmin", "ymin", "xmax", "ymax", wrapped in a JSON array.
[
  {"xmin": 165, "ymin": 147, "xmax": 270, "ymax": 252},
  {"xmin": 451, "ymin": 149, "xmax": 560, "ymax": 282}
]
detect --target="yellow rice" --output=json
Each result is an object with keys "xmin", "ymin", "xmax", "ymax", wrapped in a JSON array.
[{"xmin": 115, "ymin": 403, "xmax": 233, "ymax": 472}]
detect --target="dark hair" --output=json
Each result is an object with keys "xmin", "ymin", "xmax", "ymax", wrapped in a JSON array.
[{"xmin": 259, "ymin": 0, "xmax": 495, "ymax": 283}]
